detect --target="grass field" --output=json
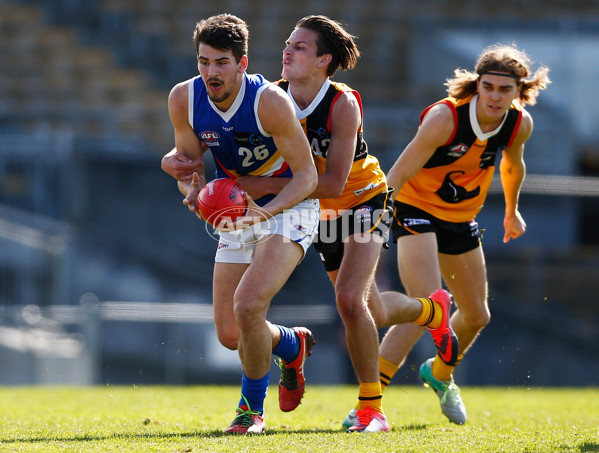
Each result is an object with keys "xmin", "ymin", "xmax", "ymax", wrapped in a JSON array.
[{"xmin": 0, "ymin": 385, "xmax": 597, "ymax": 452}]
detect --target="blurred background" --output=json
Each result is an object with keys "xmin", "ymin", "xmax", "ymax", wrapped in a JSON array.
[{"xmin": 0, "ymin": 0, "xmax": 598, "ymax": 388}]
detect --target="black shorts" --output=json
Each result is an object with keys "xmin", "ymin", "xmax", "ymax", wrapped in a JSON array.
[
  {"xmin": 391, "ymin": 201, "xmax": 481, "ymax": 255},
  {"xmin": 314, "ymin": 190, "xmax": 393, "ymax": 272}
]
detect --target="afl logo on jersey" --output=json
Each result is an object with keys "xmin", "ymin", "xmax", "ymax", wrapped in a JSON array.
[
  {"xmin": 448, "ymin": 143, "xmax": 468, "ymax": 157},
  {"xmin": 201, "ymin": 131, "xmax": 220, "ymax": 142}
]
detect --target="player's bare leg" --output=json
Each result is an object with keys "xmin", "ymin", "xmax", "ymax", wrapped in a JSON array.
[
  {"xmin": 234, "ymin": 234, "xmax": 303, "ymax": 379},
  {"xmin": 331, "ymin": 234, "xmax": 389, "ymax": 432},
  {"xmin": 379, "ymin": 232, "xmax": 442, "ymax": 369},
  {"xmin": 223, "ymin": 234, "xmax": 304, "ymax": 434},
  {"xmin": 439, "ymin": 246, "xmax": 490, "ymax": 357},
  {"xmin": 213, "ymin": 262, "xmax": 248, "ymax": 350}
]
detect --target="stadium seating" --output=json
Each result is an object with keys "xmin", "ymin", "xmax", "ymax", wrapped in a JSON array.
[
  {"xmin": 6, "ymin": 0, "xmax": 596, "ymax": 152},
  {"xmin": 0, "ymin": 0, "xmax": 171, "ymax": 152}
]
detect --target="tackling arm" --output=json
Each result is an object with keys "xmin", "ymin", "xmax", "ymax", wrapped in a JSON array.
[
  {"xmin": 252, "ymin": 85, "xmax": 318, "ymax": 218},
  {"xmin": 166, "ymin": 81, "xmax": 208, "ymax": 211},
  {"xmin": 386, "ymin": 103, "xmax": 454, "ymax": 191},
  {"xmin": 236, "ymin": 91, "xmax": 359, "ymax": 201}
]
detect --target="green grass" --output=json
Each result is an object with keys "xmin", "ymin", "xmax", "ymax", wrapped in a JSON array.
[{"xmin": 0, "ymin": 385, "xmax": 597, "ymax": 452}]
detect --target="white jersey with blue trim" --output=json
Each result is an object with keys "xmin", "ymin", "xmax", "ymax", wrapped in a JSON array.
[{"xmin": 188, "ymin": 73, "xmax": 292, "ymax": 205}]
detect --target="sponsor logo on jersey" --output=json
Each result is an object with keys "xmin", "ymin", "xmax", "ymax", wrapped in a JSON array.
[
  {"xmin": 355, "ymin": 206, "xmax": 372, "ymax": 223},
  {"xmin": 469, "ymin": 220, "xmax": 480, "ymax": 237},
  {"xmin": 353, "ymin": 182, "xmax": 380, "ymax": 196},
  {"xmin": 234, "ymin": 132, "xmax": 264, "ymax": 146},
  {"xmin": 448, "ymin": 143, "xmax": 468, "ymax": 157},
  {"xmin": 403, "ymin": 218, "xmax": 431, "ymax": 227}
]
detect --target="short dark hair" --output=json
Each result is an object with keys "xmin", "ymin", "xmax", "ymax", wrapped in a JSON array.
[{"xmin": 193, "ymin": 14, "xmax": 249, "ymax": 63}]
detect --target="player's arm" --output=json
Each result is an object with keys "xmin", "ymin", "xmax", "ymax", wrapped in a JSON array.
[
  {"xmin": 235, "ymin": 174, "xmax": 288, "ymax": 200},
  {"xmin": 309, "ymin": 91, "xmax": 359, "ymax": 199},
  {"xmin": 254, "ymin": 84, "xmax": 317, "ymax": 217},
  {"xmin": 161, "ymin": 148, "xmax": 205, "ymax": 182},
  {"xmin": 167, "ymin": 80, "xmax": 208, "ymax": 211},
  {"xmin": 386, "ymin": 103, "xmax": 455, "ymax": 191},
  {"xmin": 236, "ymin": 91, "xmax": 358, "ymax": 201},
  {"xmin": 500, "ymin": 109, "xmax": 533, "ymax": 243}
]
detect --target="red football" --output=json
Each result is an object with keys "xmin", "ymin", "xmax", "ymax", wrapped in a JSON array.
[{"xmin": 197, "ymin": 178, "xmax": 247, "ymax": 227}]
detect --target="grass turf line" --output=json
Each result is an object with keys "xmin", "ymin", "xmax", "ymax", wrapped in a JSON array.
[{"xmin": 0, "ymin": 385, "xmax": 597, "ymax": 452}]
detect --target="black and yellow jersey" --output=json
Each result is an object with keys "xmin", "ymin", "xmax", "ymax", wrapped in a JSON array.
[
  {"xmin": 397, "ymin": 94, "xmax": 523, "ymax": 222},
  {"xmin": 277, "ymin": 79, "xmax": 387, "ymax": 220}
]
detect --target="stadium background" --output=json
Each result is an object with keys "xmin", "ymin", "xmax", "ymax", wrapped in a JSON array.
[{"xmin": 0, "ymin": 0, "xmax": 598, "ymax": 387}]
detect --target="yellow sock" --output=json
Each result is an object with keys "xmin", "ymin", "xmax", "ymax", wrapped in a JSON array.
[
  {"xmin": 379, "ymin": 355, "xmax": 399, "ymax": 391},
  {"xmin": 431, "ymin": 353, "xmax": 463, "ymax": 381},
  {"xmin": 414, "ymin": 297, "xmax": 443, "ymax": 329},
  {"xmin": 354, "ymin": 357, "xmax": 396, "ymax": 411},
  {"xmin": 358, "ymin": 381, "xmax": 383, "ymax": 413}
]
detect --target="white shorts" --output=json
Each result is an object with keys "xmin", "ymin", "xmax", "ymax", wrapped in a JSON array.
[{"xmin": 215, "ymin": 198, "xmax": 320, "ymax": 264}]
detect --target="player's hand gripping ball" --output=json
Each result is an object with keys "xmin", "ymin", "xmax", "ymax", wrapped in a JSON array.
[{"xmin": 197, "ymin": 178, "xmax": 247, "ymax": 227}]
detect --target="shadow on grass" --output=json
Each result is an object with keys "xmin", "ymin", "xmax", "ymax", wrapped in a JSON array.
[
  {"xmin": 1, "ymin": 423, "xmax": 431, "ymax": 443},
  {"xmin": 578, "ymin": 441, "xmax": 599, "ymax": 452},
  {"xmin": 394, "ymin": 423, "xmax": 429, "ymax": 432}
]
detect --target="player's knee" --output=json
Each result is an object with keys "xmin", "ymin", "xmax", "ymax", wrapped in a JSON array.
[
  {"xmin": 370, "ymin": 308, "xmax": 387, "ymax": 329},
  {"xmin": 463, "ymin": 306, "xmax": 491, "ymax": 331},
  {"xmin": 335, "ymin": 288, "xmax": 366, "ymax": 320},
  {"xmin": 233, "ymin": 297, "xmax": 268, "ymax": 327},
  {"xmin": 366, "ymin": 298, "xmax": 387, "ymax": 328},
  {"xmin": 217, "ymin": 333, "xmax": 239, "ymax": 350},
  {"xmin": 214, "ymin": 319, "xmax": 240, "ymax": 350}
]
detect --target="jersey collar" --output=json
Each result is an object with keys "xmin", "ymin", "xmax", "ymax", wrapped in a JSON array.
[
  {"xmin": 288, "ymin": 78, "xmax": 331, "ymax": 120},
  {"xmin": 469, "ymin": 94, "xmax": 509, "ymax": 141},
  {"xmin": 208, "ymin": 73, "xmax": 247, "ymax": 122}
]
